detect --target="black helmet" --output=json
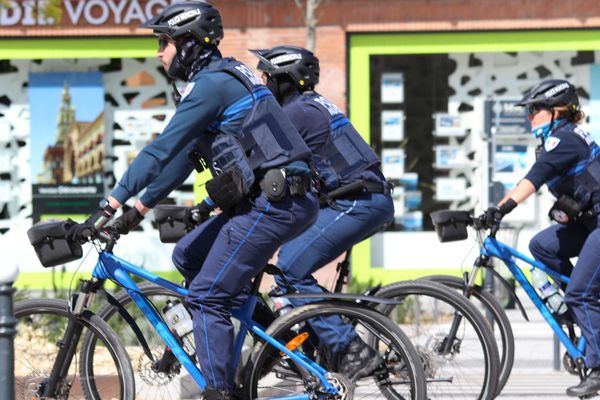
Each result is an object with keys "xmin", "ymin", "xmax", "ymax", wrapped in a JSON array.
[
  {"xmin": 516, "ymin": 79, "xmax": 579, "ymax": 110},
  {"xmin": 250, "ymin": 46, "xmax": 320, "ymax": 91},
  {"xmin": 141, "ymin": 1, "xmax": 223, "ymax": 47}
]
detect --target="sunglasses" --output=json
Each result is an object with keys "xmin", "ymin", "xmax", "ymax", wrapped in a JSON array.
[
  {"xmin": 526, "ymin": 104, "xmax": 547, "ymax": 116},
  {"xmin": 158, "ymin": 36, "xmax": 175, "ymax": 51}
]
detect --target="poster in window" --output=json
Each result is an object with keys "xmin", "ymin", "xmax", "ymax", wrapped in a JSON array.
[
  {"xmin": 381, "ymin": 110, "xmax": 404, "ymax": 141},
  {"xmin": 29, "ymin": 72, "xmax": 105, "ymax": 222},
  {"xmin": 382, "ymin": 148, "xmax": 405, "ymax": 179},
  {"xmin": 433, "ymin": 113, "xmax": 466, "ymax": 137},
  {"xmin": 435, "ymin": 177, "xmax": 467, "ymax": 201},
  {"xmin": 435, "ymin": 145, "xmax": 467, "ymax": 169},
  {"xmin": 381, "ymin": 73, "xmax": 404, "ymax": 104}
]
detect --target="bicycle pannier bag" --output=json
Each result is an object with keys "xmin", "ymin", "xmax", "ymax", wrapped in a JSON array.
[
  {"xmin": 27, "ymin": 219, "xmax": 83, "ymax": 268},
  {"xmin": 430, "ymin": 210, "xmax": 470, "ymax": 242}
]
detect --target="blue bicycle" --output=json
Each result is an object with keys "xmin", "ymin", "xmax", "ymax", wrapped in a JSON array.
[
  {"xmin": 431, "ymin": 210, "xmax": 592, "ymax": 396},
  {"xmin": 16, "ymin": 220, "xmax": 427, "ymax": 399}
]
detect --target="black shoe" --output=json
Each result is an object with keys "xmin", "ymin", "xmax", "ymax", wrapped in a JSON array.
[
  {"xmin": 338, "ymin": 337, "xmax": 383, "ymax": 380},
  {"xmin": 567, "ymin": 369, "xmax": 600, "ymax": 397}
]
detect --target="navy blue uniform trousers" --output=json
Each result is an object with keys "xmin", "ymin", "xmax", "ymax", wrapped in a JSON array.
[
  {"xmin": 275, "ymin": 193, "xmax": 394, "ymax": 352},
  {"xmin": 529, "ymin": 215, "xmax": 600, "ymax": 368},
  {"xmin": 172, "ymin": 191, "xmax": 318, "ymax": 391}
]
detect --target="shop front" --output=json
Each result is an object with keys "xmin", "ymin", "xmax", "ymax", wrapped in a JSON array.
[{"xmin": 348, "ymin": 30, "xmax": 600, "ymax": 284}]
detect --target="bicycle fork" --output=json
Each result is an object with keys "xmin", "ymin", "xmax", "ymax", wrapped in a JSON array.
[
  {"xmin": 436, "ymin": 262, "xmax": 483, "ymax": 356},
  {"xmin": 41, "ymin": 280, "xmax": 97, "ymax": 398}
]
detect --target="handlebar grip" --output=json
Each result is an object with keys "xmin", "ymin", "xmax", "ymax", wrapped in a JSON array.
[
  {"xmin": 98, "ymin": 230, "xmax": 112, "ymax": 243},
  {"xmin": 79, "ymin": 228, "xmax": 93, "ymax": 239}
]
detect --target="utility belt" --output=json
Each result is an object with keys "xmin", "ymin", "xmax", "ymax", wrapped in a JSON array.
[
  {"xmin": 322, "ymin": 179, "xmax": 394, "ymax": 204},
  {"xmin": 258, "ymin": 168, "xmax": 312, "ymax": 202},
  {"xmin": 549, "ymin": 194, "xmax": 600, "ymax": 224}
]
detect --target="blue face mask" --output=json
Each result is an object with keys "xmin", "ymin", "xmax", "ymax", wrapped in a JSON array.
[{"xmin": 531, "ymin": 118, "xmax": 562, "ymax": 140}]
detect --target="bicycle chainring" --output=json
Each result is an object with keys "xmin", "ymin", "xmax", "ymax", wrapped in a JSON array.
[
  {"xmin": 563, "ymin": 351, "xmax": 579, "ymax": 375},
  {"xmin": 320, "ymin": 372, "xmax": 354, "ymax": 400}
]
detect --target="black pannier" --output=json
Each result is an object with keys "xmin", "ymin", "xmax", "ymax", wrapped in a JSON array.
[
  {"xmin": 153, "ymin": 205, "xmax": 194, "ymax": 243},
  {"xmin": 430, "ymin": 210, "xmax": 471, "ymax": 243},
  {"xmin": 27, "ymin": 219, "xmax": 83, "ymax": 268}
]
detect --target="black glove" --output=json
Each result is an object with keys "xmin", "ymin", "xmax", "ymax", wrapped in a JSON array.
[
  {"xmin": 482, "ymin": 198, "xmax": 518, "ymax": 228},
  {"xmin": 109, "ymin": 207, "xmax": 144, "ymax": 235},
  {"xmin": 68, "ymin": 201, "xmax": 115, "ymax": 242},
  {"xmin": 483, "ymin": 205, "xmax": 503, "ymax": 228},
  {"xmin": 186, "ymin": 200, "xmax": 213, "ymax": 225},
  {"xmin": 67, "ymin": 221, "xmax": 97, "ymax": 243},
  {"xmin": 85, "ymin": 200, "xmax": 116, "ymax": 225}
]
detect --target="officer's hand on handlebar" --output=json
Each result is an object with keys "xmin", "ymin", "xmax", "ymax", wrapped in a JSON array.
[
  {"xmin": 107, "ymin": 207, "xmax": 144, "ymax": 235},
  {"xmin": 482, "ymin": 205, "xmax": 503, "ymax": 229},
  {"xmin": 67, "ymin": 221, "xmax": 98, "ymax": 244}
]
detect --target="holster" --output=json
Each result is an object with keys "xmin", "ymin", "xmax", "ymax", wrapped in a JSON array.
[{"xmin": 549, "ymin": 195, "xmax": 582, "ymax": 224}]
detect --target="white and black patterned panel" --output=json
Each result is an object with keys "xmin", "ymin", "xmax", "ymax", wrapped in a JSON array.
[
  {"xmin": 0, "ymin": 58, "xmax": 190, "ymax": 272},
  {"xmin": 0, "ymin": 60, "xmax": 31, "ymax": 233}
]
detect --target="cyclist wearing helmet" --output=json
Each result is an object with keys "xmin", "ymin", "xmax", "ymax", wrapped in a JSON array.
[
  {"xmin": 487, "ymin": 79, "xmax": 600, "ymax": 397},
  {"xmin": 97, "ymin": 3, "xmax": 319, "ymax": 399},
  {"xmin": 252, "ymin": 45, "xmax": 394, "ymax": 381}
]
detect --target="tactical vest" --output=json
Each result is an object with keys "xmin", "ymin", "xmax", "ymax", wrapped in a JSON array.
[
  {"xmin": 546, "ymin": 123, "xmax": 600, "ymax": 208},
  {"xmin": 300, "ymin": 92, "xmax": 380, "ymax": 192},
  {"xmin": 195, "ymin": 58, "xmax": 311, "ymax": 189}
]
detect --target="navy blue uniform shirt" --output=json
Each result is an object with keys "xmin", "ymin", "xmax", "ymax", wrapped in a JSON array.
[
  {"xmin": 525, "ymin": 121, "xmax": 595, "ymax": 201},
  {"xmin": 281, "ymin": 91, "xmax": 385, "ymax": 185},
  {"xmin": 111, "ymin": 57, "xmax": 251, "ymax": 207}
]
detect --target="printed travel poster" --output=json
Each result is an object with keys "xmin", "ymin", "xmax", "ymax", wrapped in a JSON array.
[
  {"xmin": 381, "ymin": 110, "xmax": 404, "ymax": 141},
  {"xmin": 381, "ymin": 73, "xmax": 404, "ymax": 104},
  {"xmin": 29, "ymin": 72, "xmax": 105, "ymax": 222},
  {"xmin": 382, "ymin": 148, "xmax": 405, "ymax": 179}
]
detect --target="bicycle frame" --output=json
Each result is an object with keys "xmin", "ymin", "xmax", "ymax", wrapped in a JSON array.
[
  {"xmin": 91, "ymin": 250, "xmax": 337, "ymax": 398},
  {"xmin": 477, "ymin": 235, "xmax": 586, "ymax": 365}
]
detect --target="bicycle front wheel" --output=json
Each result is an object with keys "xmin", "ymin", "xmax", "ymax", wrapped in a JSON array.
[
  {"xmin": 244, "ymin": 301, "xmax": 428, "ymax": 400},
  {"xmin": 424, "ymin": 274, "xmax": 515, "ymax": 395},
  {"xmin": 14, "ymin": 298, "xmax": 134, "ymax": 400},
  {"xmin": 376, "ymin": 280, "xmax": 500, "ymax": 400}
]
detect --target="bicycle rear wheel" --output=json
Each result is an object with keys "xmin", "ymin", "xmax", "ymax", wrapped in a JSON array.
[
  {"xmin": 244, "ymin": 301, "xmax": 428, "ymax": 400},
  {"xmin": 14, "ymin": 298, "xmax": 134, "ymax": 400},
  {"xmin": 376, "ymin": 280, "xmax": 500, "ymax": 400},
  {"xmin": 424, "ymin": 274, "xmax": 515, "ymax": 395}
]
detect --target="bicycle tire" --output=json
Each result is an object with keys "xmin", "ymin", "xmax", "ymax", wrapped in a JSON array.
[
  {"xmin": 375, "ymin": 280, "xmax": 500, "ymax": 400},
  {"xmin": 424, "ymin": 274, "xmax": 515, "ymax": 395},
  {"xmin": 244, "ymin": 301, "xmax": 428, "ymax": 400},
  {"xmin": 14, "ymin": 298, "xmax": 135, "ymax": 400}
]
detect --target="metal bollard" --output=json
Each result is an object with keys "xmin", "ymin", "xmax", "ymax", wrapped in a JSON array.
[{"xmin": 0, "ymin": 259, "xmax": 19, "ymax": 400}]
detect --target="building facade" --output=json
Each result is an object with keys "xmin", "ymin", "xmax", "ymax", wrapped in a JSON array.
[{"xmin": 3, "ymin": 0, "xmax": 600, "ymax": 287}]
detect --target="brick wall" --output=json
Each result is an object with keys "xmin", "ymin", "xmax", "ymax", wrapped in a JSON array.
[{"xmin": 221, "ymin": 25, "xmax": 347, "ymax": 112}]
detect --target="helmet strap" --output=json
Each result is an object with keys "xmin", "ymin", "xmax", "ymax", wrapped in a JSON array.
[
  {"xmin": 170, "ymin": 80, "xmax": 182, "ymax": 104},
  {"xmin": 266, "ymin": 75, "xmax": 298, "ymax": 103}
]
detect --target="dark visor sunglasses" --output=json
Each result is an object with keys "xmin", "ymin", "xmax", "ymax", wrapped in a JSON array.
[
  {"xmin": 526, "ymin": 104, "xmax": 547, "ymax": 115},
  {"xmin": 158, "ymin": 36, "xmax": 174, "ymax": 51}
]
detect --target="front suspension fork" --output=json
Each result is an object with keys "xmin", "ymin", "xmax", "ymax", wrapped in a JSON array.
[{"xmin": 42, "ymin": 280, "xmax": 98, "ymax": 397}]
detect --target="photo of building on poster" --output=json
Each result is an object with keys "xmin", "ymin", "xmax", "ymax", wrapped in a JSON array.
[{"xmin": 29, "ymin": 72, "xmax": 105, "ymax": 222}]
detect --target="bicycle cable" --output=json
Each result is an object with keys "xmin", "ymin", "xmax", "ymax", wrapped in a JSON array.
[{"xmin": 67, "ymin": 243, "xmax": 95, "ymax": 308}]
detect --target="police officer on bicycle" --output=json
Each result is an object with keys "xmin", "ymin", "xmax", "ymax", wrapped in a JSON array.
[
  {"xmin": 489, "ymin": 79, "xmax": 600, "ymax": 397},
  {"xmin": 252, "ymin": 45, "xmax": 394, "ymax": 380},
  {"xmin": 85, "ymin": 3, "xmax": 319, "ymax": 399}
]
